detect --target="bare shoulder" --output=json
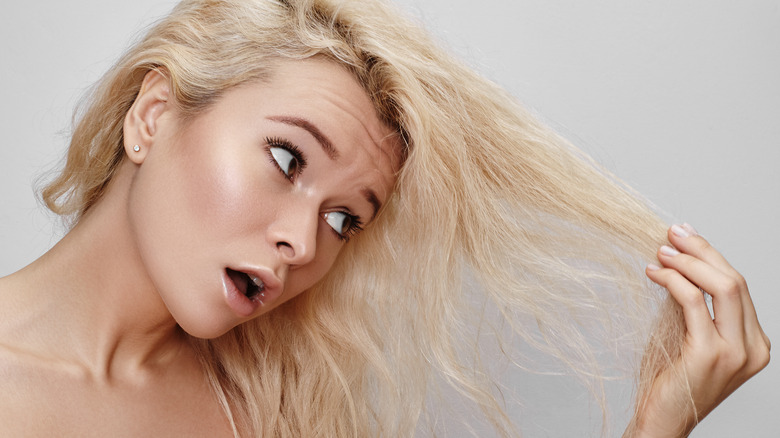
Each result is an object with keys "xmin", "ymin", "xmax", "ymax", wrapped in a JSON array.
[
  {"xmin": 0, "ymin": 272, "xmax": 42, "ymax": 371},
  {"xmin": 0, "ymin": 341, "xmax": 234, "ymax": 437},
  {"xmin": 0, "ymin": 274, "xmax": 72, "ymax": 434},
  {"xmin": 0, "ymin": 297, "xmax": 64, "ymax": 435},
  {"xmin": 0, "ymin": 277, "xmax": 233, "ymax": 437}
]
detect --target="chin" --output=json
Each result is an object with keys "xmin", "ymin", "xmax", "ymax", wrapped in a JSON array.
[{"xmin": 174, "ymin": 313, "xmax": 243, "ymax": 340}]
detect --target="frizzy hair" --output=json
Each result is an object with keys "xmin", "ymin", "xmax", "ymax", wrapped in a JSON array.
[{"xmin": 41, "ymin": 0, "xmax": 686, "ymax": 436}]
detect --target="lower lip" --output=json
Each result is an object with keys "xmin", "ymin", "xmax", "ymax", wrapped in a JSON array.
[{"xmin": 222, "ymin": 270, "xmax": 262, "ymax": 317}]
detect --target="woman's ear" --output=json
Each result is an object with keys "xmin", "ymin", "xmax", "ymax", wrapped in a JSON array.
[{"xmin": 123, "ymin": 70, "xmax": 172, "ymax": 164}]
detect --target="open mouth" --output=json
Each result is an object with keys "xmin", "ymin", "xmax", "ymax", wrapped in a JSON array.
[{"xmin": 226, "ymin": 268, "xmax": 265, "ymax": 300}]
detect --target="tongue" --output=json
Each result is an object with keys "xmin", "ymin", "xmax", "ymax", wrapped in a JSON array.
[{"xmin": 227, "ymin": 269, "xmax": 249, "ymax": 295}]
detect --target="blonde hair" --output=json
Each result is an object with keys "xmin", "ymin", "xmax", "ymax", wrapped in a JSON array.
[{"xmin": 42, "ymin": 0, "xmax": 685, "ymax": 436}]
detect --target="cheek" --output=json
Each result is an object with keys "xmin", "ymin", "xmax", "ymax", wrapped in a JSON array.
[
  {"xmin": 185, "ymin": 158, "xmax": 253, "ymax": 232},
  {"xmin": 172, "ymin": 142, "xmax": 272, "ymax": 243},
  {"xmin": 127, "ymin": 139, "xmax": 262, "ymax": 272}
]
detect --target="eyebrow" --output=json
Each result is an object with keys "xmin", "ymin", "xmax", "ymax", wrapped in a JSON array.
[
  {"xmin": 363, "ymin": 188, "xmax": 382, "ymax": 223},
  {"xmin": 267, "ymin": 115, "xmax": 339, "ymax": 160}
]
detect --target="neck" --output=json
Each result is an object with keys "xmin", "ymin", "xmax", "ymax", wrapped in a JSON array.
[{"xmin": 6, "ymin": 162, "xmax": 188, "ymax": 380}]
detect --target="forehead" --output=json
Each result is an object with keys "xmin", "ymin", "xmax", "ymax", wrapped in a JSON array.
[{"xmin": 262, "ymin": 58, "xmax": 402, "ymax": 171}]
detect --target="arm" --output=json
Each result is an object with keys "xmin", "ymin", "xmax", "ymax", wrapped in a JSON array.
[{"xmin": 628, "ymin": 224, "xmax": 770, "ymax": 437}]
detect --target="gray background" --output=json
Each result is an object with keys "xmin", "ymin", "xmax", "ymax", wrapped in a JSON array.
[{"xmin": 1, "ymin": 0, "xmax": 777, "ymax": 436}]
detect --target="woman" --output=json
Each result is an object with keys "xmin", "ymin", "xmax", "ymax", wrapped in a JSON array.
[{"xmin": 0, "ymin": 0, "xmax": 770, "ymax": 436}]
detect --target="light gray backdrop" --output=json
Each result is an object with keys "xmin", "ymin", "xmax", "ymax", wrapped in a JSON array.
[{"xmin": 1, "ymin": 1, "xmax": 777, "ymax": 436}]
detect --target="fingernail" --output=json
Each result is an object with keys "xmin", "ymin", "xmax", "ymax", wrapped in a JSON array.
[
  {"xmin": 682, "ymin": 223, "xmax": 698, "ymax": 236},
  {"xmin": 671, "ymin": 224, "xmax": 690, "ymax": 238},
  {"xmin": 647, "ymin": 263, "xmax": 661, "ymax": 271},
  {"xmin": 660, "ymin": 245, "xmax": 680, "ymax": 256}
]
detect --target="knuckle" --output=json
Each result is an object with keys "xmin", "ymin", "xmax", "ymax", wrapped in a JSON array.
[
  {"xmin": 719, "ymin": 277, "xmax": 742, "ymax": 298},
  {"xmin": 678, "ymin": 255, "xmax": 696, "ymax": 270},
  {"xmin": 753, "ymin": 339, "xmax": 771, "ymax": 368},
  {"xmin": 729, "ymin": 350, "xmax": 748, "ymax": 370},
  {"xmin": 745, "ymin": 346, "xmax": 770, "ymax": 376},
  {"xmin": 717, "ymin": 349, "xmax": 747, "ymax": 374},
  {"xmin": 756, "ymin": 346, "xmax": 771, "ymax": 370},
  {"xmin": 678, "ymin": 289, "xmax": 704, "ymax": 308},
  {"xmin": 694, "ymin": 238, "xmax": 713, "ymax": 253},
  {"xmin": 735, "ymin": 274, "xmax": 748, "ymax": 290}
]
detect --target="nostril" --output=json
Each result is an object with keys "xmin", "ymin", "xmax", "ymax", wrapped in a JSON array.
[{"xmin": 276, "ymin": 241, "xmax": 295, "ymax": 260}]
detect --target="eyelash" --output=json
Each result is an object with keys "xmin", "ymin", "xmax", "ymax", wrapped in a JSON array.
[
  {"xmin": 265, "ymin": 136, "xmax": 363, "ymax": 242},
  {"xmin": 337, "ymin": 215, "xmax": 364, "ymax": 242},
  {"xmin": 265, "ymin": 136, "xmax": 306, "ymax": 179}
]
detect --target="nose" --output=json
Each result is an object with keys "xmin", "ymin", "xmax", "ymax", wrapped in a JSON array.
[{"xmin": 268, "ymin": 203, "xmax": 318, "ymax": 267}]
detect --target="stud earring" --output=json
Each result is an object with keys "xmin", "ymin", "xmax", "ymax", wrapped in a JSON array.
[{"xmin": 133, "ymin": 145, "xmax": 141, "ymax": 152}]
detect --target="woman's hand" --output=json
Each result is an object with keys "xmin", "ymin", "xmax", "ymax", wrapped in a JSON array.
[{"xmin": 634, "ymin": 224, "xmax": 771, "ymax": 437}]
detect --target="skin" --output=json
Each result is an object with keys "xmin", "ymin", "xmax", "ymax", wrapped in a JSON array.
[
  {"xmin": 634, "ymin": 223, "xmax": 771, "ymax": 436},
  {"xmin": 0, "ymin": 58, "xmax": 399, "ymax": 436},
  {"xmin": 0, "ymin": 58, "xmax": 767, "ymax": 436}
]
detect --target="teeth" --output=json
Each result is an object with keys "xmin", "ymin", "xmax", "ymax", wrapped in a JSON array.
[{"xmin": 249, "ymin": 275, "xmax": 265, "ymax": 290}]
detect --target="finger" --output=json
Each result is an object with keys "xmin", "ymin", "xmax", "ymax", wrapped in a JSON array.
[
  {"xmin": 672, "ymin": 226, "xmax": 772, "ymax": 380},
  {"xmin": 666, "ymin": 225, "xmax": 763, "ymax": 342},
  {"xmin": 667, "ymin": 224, "xmax": 739, "ymax": 278},
  {"xmin": 657, "ymin": 245, "xmax": 745, "ymax": 341},
  {"xmin": 737, "ymin": 284, "xmax": 769, "ymax": 349},
  {"xmin": 721, "ymin": 327, "xmax": 771, "ymax": 400},
  {"xmin": 646, "ymin": 264, "xmax": 716, "ymax": 338},
  {"xmin": 657, "ymin": 244, "xmax": 741, "ymax": 303},
  {"xmin": 761, "ymin": 330, "xmax": 771, "ymax": 353}
]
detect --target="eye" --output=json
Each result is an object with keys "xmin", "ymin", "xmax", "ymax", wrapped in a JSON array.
[
  {"xmin": 323, "ymin": 211, "xmax": 364, "ymax": 242},
  {"xmin": 267, "ymin": 137, "xmax": 306, "ymax": 180}
]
